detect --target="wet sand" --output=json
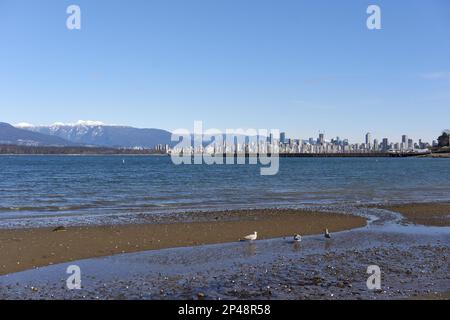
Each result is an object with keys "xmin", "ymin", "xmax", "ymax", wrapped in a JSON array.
[
  {"xmin": 1, "ymin": 205, "xmax": 449, "ymax": 300},
  {"xmin": 0, "ymin": 209, "xmax": 366, "ymax": 276},
  {"xmin": 1, "ymin": 219, "xmax": 448, "ymax": 300},
  {"xmin": 382, "ymin": 203, "xmax": 450, "ymax": 227}
]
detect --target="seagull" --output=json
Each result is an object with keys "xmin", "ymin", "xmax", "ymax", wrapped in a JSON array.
[
  {"xmin": 324, "ymin": 228, "xmax": 331, "ymax": 239},
  {"xmin": 122, "ymin": 159, "xmax": 126, "ymax": 164},
  {"xmin": 294, "ymin": 234, "xmax": 302, "ymax": 242},
  {"xmin": 243, "ymin": 231, "xmax": 258, "ymax": 241}
]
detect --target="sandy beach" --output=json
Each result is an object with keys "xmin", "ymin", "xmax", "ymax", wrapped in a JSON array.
[
  {"xmin": 0, "ymin": 209, "xmax": 366, "ymax": 276},
  {"xmin": 0, "ymin": 203, "xmax": 449, "ymax": 300},
  {"xmin": 381, "ymin": 202, "xmax": 450, "ymax": 226},
  {"xmin": 1, "ymin": 203, "xmax": 448, "ymax": 300}
]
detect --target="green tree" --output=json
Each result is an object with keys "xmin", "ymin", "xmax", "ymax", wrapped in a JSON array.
[{"xmin": 437, "ymin": 131, "xmax": 449, "ymax": 147}]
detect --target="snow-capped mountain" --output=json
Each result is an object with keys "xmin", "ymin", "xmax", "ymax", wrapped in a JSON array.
[
  {"xmin": 0, "ymin": 122, "xmax": 72, "ymax": 146},
  {"xmin": 15, "ymin": 121, "xmax": 172, "ymax": 148}
]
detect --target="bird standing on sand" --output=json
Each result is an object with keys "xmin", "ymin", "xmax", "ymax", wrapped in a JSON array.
[
  {"xmin": 294, "ymin": 234, "xmax": 302, "ymax": 242},
  {"xmin": 244, "ymin": 231, "xmax": 258, "ymax": 241},
  {"xmin": 324, "ymin": 228, "xmax": 331, "ymax": 239}
]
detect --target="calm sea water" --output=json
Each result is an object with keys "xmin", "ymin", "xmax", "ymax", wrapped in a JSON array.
[{"xmin": 0, "ymin": 156, "xmax": 449, "ymax": 225}]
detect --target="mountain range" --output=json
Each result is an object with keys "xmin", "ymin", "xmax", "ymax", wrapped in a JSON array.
[
  {"xmin": 1, "ymin": 121, "xmax": 173, "ymax": 148},
  {"xmin": 0, "ymin": 122, "xmax": 72, "ymax": 146}
]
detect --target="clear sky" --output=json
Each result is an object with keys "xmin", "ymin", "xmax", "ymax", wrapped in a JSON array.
[{"xmin": 0, "ymin": 0, "xmax": 449, "ymax": 143}]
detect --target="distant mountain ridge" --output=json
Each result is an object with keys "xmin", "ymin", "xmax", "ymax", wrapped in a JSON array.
[
  {"xmin": 0, "ymin": 122, "xmax": 72, "ymax": 146},
  {"xmin": 15, "ymin": 121, "xmax": 173, "ymax": 148}
]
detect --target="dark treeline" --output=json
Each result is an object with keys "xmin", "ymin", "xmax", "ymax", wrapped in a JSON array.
[
  {"xmin": 438, "ymin": 131, "xmax": 449, "ymax": 148},
  {"xmin": 0, "ymin": 144, "xmax": 167, "ymax": 155}
]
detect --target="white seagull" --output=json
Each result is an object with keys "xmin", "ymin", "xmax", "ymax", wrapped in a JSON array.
[
  {"xmin": 324, "ymin": 228, "xmax": 331, "ymax": 239},
  {"xmin": 243, "ymin": 231, "xmax": 258, "ymax": 241},
  {"xmin": 294, "ymin": 234, "xmax": 302, "ymax": 242}
]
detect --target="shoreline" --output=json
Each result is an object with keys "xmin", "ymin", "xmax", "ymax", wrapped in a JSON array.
[
  {"xmin": 2, "ymin": 199, "xmax": 450, "ymax": 231},
  {"xmin": 0, "ymin": 209, "xmax": 366, "ymax": 276},
  {"xmin": 378, "ymin": 202, "xmax": 450, "ymax": 226},
  {"xmin": 1, "ymin": 214, "xmax": 448, "ymax": 300},
  {"xmin": 0, "ymin": 203, "xmax": 449, "ymax": 300}
]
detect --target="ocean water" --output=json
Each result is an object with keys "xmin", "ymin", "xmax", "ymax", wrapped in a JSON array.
[{"xmin": 0, "ymin": 156, "xmax": 449, "ymax": 225}]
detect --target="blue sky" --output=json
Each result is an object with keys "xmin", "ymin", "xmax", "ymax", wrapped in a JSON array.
[{"xmin": 0, "ymin": 0, "xmax": 449, "ymax": 142}]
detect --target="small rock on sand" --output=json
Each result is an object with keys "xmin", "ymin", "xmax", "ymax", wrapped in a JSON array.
[{"xmin": 52, "ymin": 226, "xmax": 67, "ymax": 232}]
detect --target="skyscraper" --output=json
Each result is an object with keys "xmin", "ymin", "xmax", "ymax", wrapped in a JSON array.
[
  {"xmin": 280, "ymin": 132, "xmax": 286, "ymax": 144},
  {"xmin": 267, "ymin": 133, "xmax": 273, "ymax": 144},
  {"xmin": 318, "ymin": 133, "xmax": 324, "ymax": 144},
  {"xmin": 382, "ymin": 138, "xmax": 389, "ymax": 151},
  {"xmin": 365, "ymin": 132, "xmax": 372, "ymax": 149},
  {"xmin": 402, "ymin": 135, "xmax": 408, "ymax": 144}
]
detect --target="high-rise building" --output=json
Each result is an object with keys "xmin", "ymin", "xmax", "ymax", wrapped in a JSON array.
[
  {"xmin": 365, "ymin": 132, "xmax": 371, "ymax": 145},
  {"xmin": 267, "ymin": 133, "xmax": 273, "ymax": 144},
  {"xmin": 365, "ymin": 132, "xmax": 372, "ymax": 150},
  {"xmin": 402, "ymin": 135, "xmax": 408, "ymax": 144},
  {"xmin": 382, "ymin": 138, "xmax": 389, "ymax": 151},
  {"xmin": 280, "ymin": 132, "xmax": 286, "ymax": 144},
  {"xmin": 318, "ymin": 133, "xmax": 324, "ymax": 144},
  {"xmin": 373, "ymin": 139, "xmax": 379, "ymax": 151}
]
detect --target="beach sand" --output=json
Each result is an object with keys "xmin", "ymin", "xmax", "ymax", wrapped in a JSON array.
[
  {"xmin": 0, "ymin": 209, "xmax": 365, "ymax": 276},
  {"xmin": 383, "ymin": 203, "xmax": 450, "ymax": 227}
]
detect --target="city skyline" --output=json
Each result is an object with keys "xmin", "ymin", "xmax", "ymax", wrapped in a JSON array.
[
  {"xmin": 168, "ymin": 129, "xmax": 434, "ymax": 156},
  {"xmin": 277, "ymin": 131, "xmax": 433, "ymax": 148}
]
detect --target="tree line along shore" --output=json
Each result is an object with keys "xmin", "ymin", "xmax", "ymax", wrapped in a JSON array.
[{"xmin": 0, "ymin": 144, "xmax": 166, "ymax": 155}]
